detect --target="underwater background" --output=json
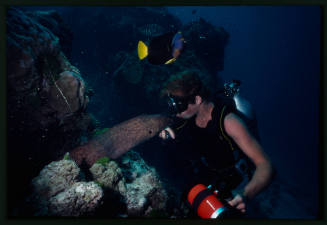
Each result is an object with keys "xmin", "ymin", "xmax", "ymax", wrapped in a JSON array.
[
  {"xmin": 168, "ymin": 6, "xmax": 321, "ymax": 218},
  {"xmin": 7, "ymin": 6, "xmax": 320, "ymax": 219}
]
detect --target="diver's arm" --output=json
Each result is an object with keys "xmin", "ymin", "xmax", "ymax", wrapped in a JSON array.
[{"xmin": 224, "ymin": 113, "xmax": 273, "ymax": 200}]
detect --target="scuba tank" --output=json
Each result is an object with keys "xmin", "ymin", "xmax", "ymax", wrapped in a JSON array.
[{"xmin": 223, "ymin": 80, "xmax": 255, "ymax": 121}]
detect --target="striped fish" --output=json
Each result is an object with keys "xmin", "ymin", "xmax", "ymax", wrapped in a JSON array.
[{"xmin": 138, "ymin": 24, "xmax": 165, "ymax": 40}]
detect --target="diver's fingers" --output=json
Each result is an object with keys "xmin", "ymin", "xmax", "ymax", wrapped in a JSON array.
[
  {"xmin": 236, "ymin": 202, "xmax": 246, "ymax": 212},
  {"xmin": 228, "ymin": 194, "xmax": 242, "ymax": 207},
  {"xmin": 165, "ymin": 127, "xmax": 175, "ymax": 139},
  {"xmin": 158, "ymin": 130, "xmax": 167, "ymax": 139},
  {"xmin": 158, "ymin": 127, "xmax": 175, "ymax": 140}
]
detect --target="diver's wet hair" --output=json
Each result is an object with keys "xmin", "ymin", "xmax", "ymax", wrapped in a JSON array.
[{"xmin": 161, "ymin": 70, "xmax": 211, "ymax": 102}]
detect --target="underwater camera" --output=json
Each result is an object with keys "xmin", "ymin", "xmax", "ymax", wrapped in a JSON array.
[{"xmin": 187, "ymin": 184, "xmax": 243, "ymax": 219}]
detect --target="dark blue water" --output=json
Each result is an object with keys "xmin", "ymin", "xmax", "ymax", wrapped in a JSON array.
[
  {"xmin": 15, "ymin": 5, "xmax": 321, "ymax": 218},
  {"xmin": 168, "ymin": 6, "xmax": 321, "ymax": 217}
]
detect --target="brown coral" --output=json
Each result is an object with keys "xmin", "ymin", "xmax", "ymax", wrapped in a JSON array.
[{"xmin": 48, "ymin": 71, "xmax": 88, "ymax": 117}]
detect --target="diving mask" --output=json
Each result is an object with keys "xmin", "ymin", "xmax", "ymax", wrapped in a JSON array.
[{"xmin": 167, "ymin": 94, "xmax": 192, "ymax": 115}]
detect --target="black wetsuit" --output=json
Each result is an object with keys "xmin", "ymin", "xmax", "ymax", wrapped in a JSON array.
[{"xmin": 169, "ymin": 97, "xmax": 244, "ymax": 200}]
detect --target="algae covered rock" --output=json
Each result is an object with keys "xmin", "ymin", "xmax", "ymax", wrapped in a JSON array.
[
  {"xmin": 118, "ymin": 151, "xmax": 168, "ymax": 217},
  {"xmin": 27, "ymin": 159, "xmax": 103, "ymax": 216},
  {"xmin": 26, "ymin": 151, "xmax": 185, "ymax": 218},
  {"xmin": 125, "ymin": 170, "xmax": 168, "ymax": 216},
  {"xmin": 31, "ymin": 159, "xmax": 81, "ymax": 199},
  {"xmin": 89, "ymin": 150, "xmax": 169, "ymax": 217},
  {"xmin": 47, "ymin": 182, "xmax": 103, "ymax": 216},
  {"xmin": 90, "ymin": 160, "xmax": 126, "ymax": 193}
]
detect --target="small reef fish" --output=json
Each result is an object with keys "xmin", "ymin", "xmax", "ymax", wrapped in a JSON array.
[
  {"xmin": 138, "ymin": 24, "xmax": 165, "ymax": 40},
  {"xmin": 137, "ymin": 31, "xmax": 185, "ymax": 65}
]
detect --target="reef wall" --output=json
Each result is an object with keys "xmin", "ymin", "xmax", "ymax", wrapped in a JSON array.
[{"xmin": 6, "ymin": 7, "xmax": 96, "ymax": 214}]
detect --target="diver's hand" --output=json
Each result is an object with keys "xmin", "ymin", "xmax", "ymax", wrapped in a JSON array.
[
  {"xmin": 158, "ymin": 127, "xmax": 176, "ymax": 140},
  {"xmin": 227, "ymin": 194, "xmax": 247, "ymax": 213}
]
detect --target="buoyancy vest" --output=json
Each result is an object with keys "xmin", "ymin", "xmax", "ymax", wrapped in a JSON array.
[{"xmin": 172, "ymin": 97, "xmax": 235, "ymax": 165}]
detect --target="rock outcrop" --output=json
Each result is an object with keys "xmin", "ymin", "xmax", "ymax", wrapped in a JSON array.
[
  {"xmin": 7, "ymin": 7, "xmax": 96, "ymax": 216},
  {"xmin": 7, "ymin": 8, "xmax": 94, "ymax": 168},
  {"xmin": 24, "ymin": 9, "xmax": 73, "ymax": 59},
  {"xmin": 27, "ymin": 159, "xmax": 103, "ymax": 216},
  {"xmin": 26, "ymin": 151, "xmax": 184, "ymax": 218},
  {"xmin": 90, "ymin": 151, "xmax": 170, "ymax": 217}
]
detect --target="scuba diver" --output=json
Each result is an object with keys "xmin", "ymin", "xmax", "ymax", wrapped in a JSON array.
[{"xmin": 158, "ymin": 71, "xmax": 273, "ymax": 218}]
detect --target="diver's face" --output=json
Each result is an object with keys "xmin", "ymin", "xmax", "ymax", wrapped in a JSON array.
[
  {"xmin": 176, "ymin": 96, "xmax": 202, "ymax": 119},
  {"xmin": 176, "ymin": 104, "xmax": 197, "ymax": 119}
]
